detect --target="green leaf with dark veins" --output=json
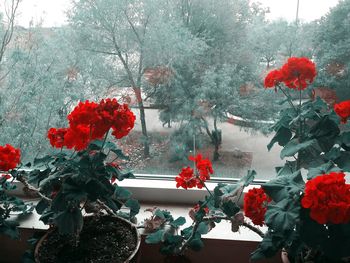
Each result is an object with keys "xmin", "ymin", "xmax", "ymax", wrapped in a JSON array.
[
  {"xmin": 54, "ymin": 208, "xmax": 83, "ymax": 235},
  {"xmin": 197, "ymin": 222, "xmax": 209, "ymax": 235},
  {"xmin": 307, "ymin": 162, "xmax": 341, "ymax": 179},
  {"xmin": 334, "ymin": 152, "xmax": 350, "ymax": 172},
  {"xmin": 280, "ymin": 139, "xmax": 316, "ymax": 159},
  {"xmin": 267, "ymin": 127, "xmax": 292, "ymax": 151},
  {"xmin": 114, "ymin": 185, "xmax": 131, "ymax": 199},
  {"xmin": 265, "ymin": 199, "xmax": 300, "ymax": 233},
  {"xmin": 125, "ymin": 199, "xmax": 140, "ymax": 217},
  {"xmin": 170, "ymin": 217, "xmax": 186, "ymax": 227},
  {"xmin": 145, "ymin": 229, "xmax": 165, "ymax": 244}
]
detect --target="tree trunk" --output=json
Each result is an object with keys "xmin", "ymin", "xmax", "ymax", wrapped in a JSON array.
[
  {"xmin": 133, "ymin": 87, "xmax": 150, "ymax": 157},
  {"xmin": 212, "ymin": 117, "xmax": 221, "ymax": 161}
]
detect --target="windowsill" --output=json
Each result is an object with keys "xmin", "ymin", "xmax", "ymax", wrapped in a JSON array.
[{"xmin": 15, "ymin": 199, "xmax": 265, "ymax": 243}]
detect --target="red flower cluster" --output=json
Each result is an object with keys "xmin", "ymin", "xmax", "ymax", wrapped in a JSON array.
[
  {"xmin": 334, "ymin": 100, "xmax": 350, "ymax": 124},
  {"xmin": 264, "ymin": 57, "xmax": 316, "ymax": 90},
  {"xmin": 189, "ymin": 154, "xmax": 214, "ymax": 181},
  {"xmin": 47, "ymin": 128, "xmax": 68, "ymax": 148},
  {"xmin": 301, "ymin": 172, "xmax": 350, "ymax": 224},
  {"xmin": 175, "ymin": 154, "xmax": 213, "ymax": 189},
  {"xmin": 1, "ymin": 174, "xmax": 11, "ymax": 180},
  {"xmin": 0, "ymin": 144, "xmax": 21, "ymax": 171},
  {"xmin": 244, "ymin": 187, "xmax": 271, "ymax": 226},
  {"xmin": 48, "ymin": 99, "xmax": 136, "ymax": 151}
]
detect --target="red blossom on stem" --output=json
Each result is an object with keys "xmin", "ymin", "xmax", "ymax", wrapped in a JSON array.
[
  {"xmin": 243, "ymin": 187, "xmax": 271, "ymax": 226},
  {"xmin": 264, "ymin": 69, "xmax": 283, "ymax": 88},
  {"xmin": 301, "ymin": 172, "xmax": 350, "ymax": 224},
  {"xmin": 47, "ymin": 99, "xmax": 136, "ymax": 151},
  {"xmin": 334, "ymin": 100, "xmax": 350, "ymax": 124},
  {"xmin": 1, "ymin": 174, "xmax": 11, "ymax": 180},
  {"xmin": 175, "ymin": 154, "xmax": 213, "ymax": 190},
  {"xmin": 0, "ymin": 144, "xmax": 21, "ymax": 172},
  {"xmin": 264, "ymin": 57, "xmax": 317, "ymax": 90},
  {"xmin": 47, "ymin": 128, "xmax": 68, "ymax": 148}
]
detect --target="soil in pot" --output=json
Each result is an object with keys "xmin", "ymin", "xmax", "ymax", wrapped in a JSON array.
[{"xmin": 36, "ymin": 216, "xmax": 138, "ymax": 263}]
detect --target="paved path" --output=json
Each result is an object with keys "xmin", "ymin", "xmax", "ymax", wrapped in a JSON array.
[{"xmin": 132, "ymin": 109, "xmax": 284, "ymax": 179}]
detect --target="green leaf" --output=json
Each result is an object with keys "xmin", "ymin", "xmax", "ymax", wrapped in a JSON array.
[
  {"xmin": 280, "ymin": 139, "xmax": 316, "ymax": 159},
  {"xmin": 263, "ymin": 171, "xmax": 304, "ymax": 203},
  {"xmin": 197, "ymin": 222, "xmax": 209, "ymax": 235},
  {"xmin": 323, "ymin": 146, "xmax": 342, "ymax": 160},
  {"xmin": 275, "ymin": 161, "xmax": 297, "ymax": 177},
  {"xmin": 54, "ymin": 208, "xmax": 83, "ymax": 235},
  {"xmin": 338, "ymin": 131, "xmax": 350, "ymax": 148},
  {"xmin": 221, "ymin": 200, "xmax": 240, "ymax": 217},
  {"xmin": 125, "ymin": 199, "xmax": 140, "ymax": 217},
  {"xmin": 309, "ymin": 116, "xmax": 340, "ymax": 152},
  {"xmin": 35, "ymin": 199, "xmax": 50, "ymax": 214},
  {"xmin": 307, "ymin": 162, "xmax": 341, "ymax": 179},
  {"xmin": 33, "ymin": 155, "xmax": 54, "ymax": 167},
  {"xmin": 265, "ymin": 199, "xmax": 300, "ymax": 233},
  {"xmin": 181, "ymin": 226, "xmax": 193, "ymax": 239},
  {"xmin": 145, "ymin": 229, "xmax": 165, "ymax": 244},
  {"xmin": 170, "ymin": 217, "xmax": 186, "ymax": 227},
  {"xmin": 90, "ymin": 140, "xmax": 129, "ymax": 160},
  {"xmin": 188, "ymin": 237, "xmax": 204, "ymax": 251},
  {"xmin": 267, "ymin": 127, "xmax": 292, "ymax": 151},
  {"xmin": 114, "ymin": 185, "xmax": 131, "ymax": 199},
  {"xmin": 250, "ymin": 231, "xmax": 283, "ymax": 261},
  {"xmin": 240, "ymin": 169, "xmax": 256, "ymax": 187},
  {"xmin": 334, "ymin": 152, "xmax": 350, "ymax": 172}
]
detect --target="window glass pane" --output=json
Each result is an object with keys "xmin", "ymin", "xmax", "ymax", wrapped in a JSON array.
[{"xmin": 0, "ymin": 0, "xmax": 347, "ymax": 180}]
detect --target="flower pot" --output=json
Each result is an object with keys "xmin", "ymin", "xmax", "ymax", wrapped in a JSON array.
[{"xmin": 34, "ymin": 215, "xmax": 141, "ymax": 263}]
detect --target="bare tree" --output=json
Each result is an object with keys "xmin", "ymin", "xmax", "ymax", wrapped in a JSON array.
[{"xmin": 0, "ymin": 0, "xmax": 20, "ymax": 65}]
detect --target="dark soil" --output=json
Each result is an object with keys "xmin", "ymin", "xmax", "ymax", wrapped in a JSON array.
[{"xmin": 36, "ymin": 216, "xmax": 138, "ymax": 263}]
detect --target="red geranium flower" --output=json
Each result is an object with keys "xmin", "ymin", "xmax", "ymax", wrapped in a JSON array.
[
  {"xmin": 301, "ymin": 172, "xmax": 350, "ymax": 224},
  {"xmin": 63, "ymin": 125, "xmax": 91, "ymax": 151},
  {"xmin": 1, "ymin": 174, "xmax": 11, "ymax": 180},
  {"xmin": 334, "ymin": 100, "xmax": 350, "ymax": 124},
  {"xmin": 189, "ymin": 154, "xmax": 214, "ymax": 182},
  {"xmin": 47, "ymin": 128, "xmax": 68, "ymax": 148},
  {"xmin": 279, "ymin": 57, "xmax": 317, "ymax": 90},
  {"xmin": 0, "ymin": 144, "xmax": 21, "ymax": 171},
  {"xmin": 175, "ymin": 167, "xmax": 197, "ymax": 189},
  {"xmin": 110, "ymin": 104, "xmax": 136, "ymax": 139},
  {"xmin": 264, "ymin": 57, "xmax": 316, "ymax": 90},
  {"xmin": 175, "ymin": 154, "xmax": 213, "ymax": 189},
  {"xmin": 47, "ymin": 99, "xmax": 136, "ymax": 151},
  {"xmin": 244, "ymin": 187, "xmax": 271, "ymax": 226},
  {"xmin": 264, "ymin": 69, "xmax": 283, "ymax": 88}
]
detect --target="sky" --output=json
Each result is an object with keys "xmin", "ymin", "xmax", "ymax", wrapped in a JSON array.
[{"xmin": 0, "ymin": 0, "xmax": 342, "ymax": 27}]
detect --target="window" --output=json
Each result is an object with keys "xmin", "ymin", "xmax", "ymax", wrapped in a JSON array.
[{"xmin": 0, "ymin": 0, "xmax": 347, "ymax": 184}]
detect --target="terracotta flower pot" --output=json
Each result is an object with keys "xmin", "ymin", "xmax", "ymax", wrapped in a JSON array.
[{"xmin": 34, "ymin": 215, "xmax": 141, "ymax": 263}]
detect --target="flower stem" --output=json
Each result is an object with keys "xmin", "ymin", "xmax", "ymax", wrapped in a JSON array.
[
  {"xmin": 100, "ymin": 129, "xmax": 110, "ymax": 153},
  {"xmin": 17, "ymin": 175, "xmax": 52, "ymax": 203},
  {"xmin": 278, "ymin": 85, "xmax": 298, "ymax": 114}
]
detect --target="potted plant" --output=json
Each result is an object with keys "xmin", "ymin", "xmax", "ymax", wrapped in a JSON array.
[
  {"xmin": 143, "ymin": 57, "xmax": 350, "ymax": 263},
  {"xmin": 1, "ymin": 98, "xmax": 141, "ymax": 262},
  {"xmin": 0, "ymin": 145, "xmax": 33, "ymax": 239}
]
